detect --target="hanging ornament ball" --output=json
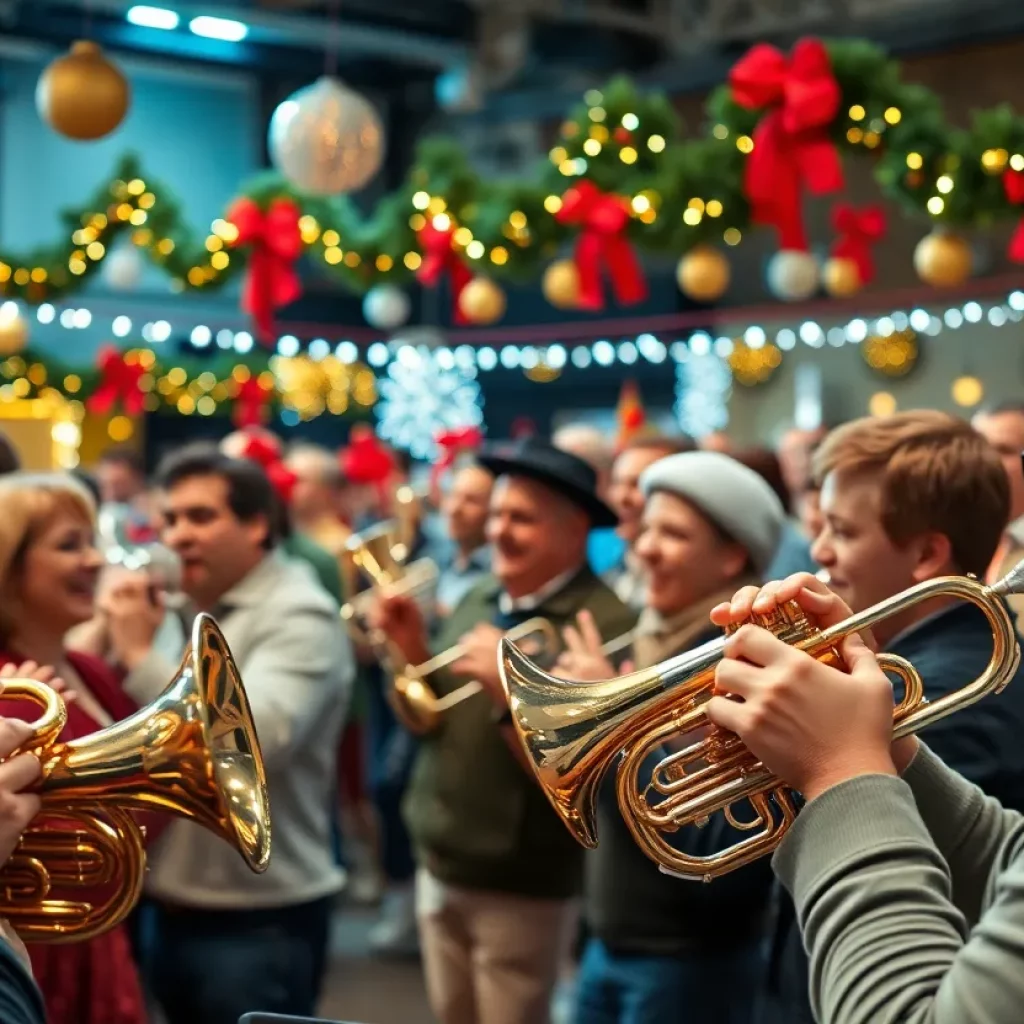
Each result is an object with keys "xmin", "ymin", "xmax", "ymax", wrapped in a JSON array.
[
  {"xmin": 0, "ymin": 305, "xmax": 28, "ymax": 357},
  {"xmin": 767, "ymin": 250, "xmax": 820, "ymax": 302},
  {"xmin": 36, "ymin": 41, "xmax": 130, "ymax": 141},
  {"xmin": 363, "ymin": 286, "xmax": 411, "ymax": 331},
  {"xmin": 458, "ymin": 278, "xmax": 506, "ymax": 325},
  {"xmin": 268, "ymin": 77, "xmax": 385, "ymax": 196},
  {"xmin": 542, "ymin": 260, "xmax": 581, "ymax": 310},
  {"xmin": 103, "ymin": 246, "xmax": 144, "ymax": 292},
  {"xmin": 677, "ymin": 246, "xmax": 731, "ymax": 303},
  {"xmin": 822, "ymin": 257, "xmax": 863, "ymax": 298},
  {"xmin": 913, "ymin": 230, "xmax": 973, "ymax": 288}
]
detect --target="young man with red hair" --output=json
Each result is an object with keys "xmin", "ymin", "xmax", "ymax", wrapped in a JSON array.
[{"xmin": 753, "ymin": 410, "xmax": 1024, "ymax": 1024}]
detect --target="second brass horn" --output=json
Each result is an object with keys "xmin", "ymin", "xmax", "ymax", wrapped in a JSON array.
[
  {"xmin": 499, "ymin": 564, "xmax": 1024, "ymax": 882},
  {"xmin": 387, "ymin": 617, "xmax": 559, "ymax": 735},
  {"xmin": 0, "ymin": 612, "xmax": 271, "ymax": 941}
]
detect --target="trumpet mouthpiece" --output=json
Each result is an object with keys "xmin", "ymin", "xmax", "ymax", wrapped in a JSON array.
[{"xmin": 990, "ymin": 558, "xmax": 1024, "ymax": 598}]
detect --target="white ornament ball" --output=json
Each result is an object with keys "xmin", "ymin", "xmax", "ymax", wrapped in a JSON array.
[
  {"xmin": 269, "ymin": 77, "xmax": 385, "ymax": 196},
  {"xmin": 363, "ymin": 286, "xmax": 411, "ymax": 331},
  {"xmin": 103, "ymin": 246, "xmax": 144, "ymax": 292},
  {"xmin": 767, "ymin": 250, "xmax": 820, "ymax": 302}
]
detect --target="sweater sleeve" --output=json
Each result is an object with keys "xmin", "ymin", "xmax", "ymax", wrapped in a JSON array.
[
  {"xmin": 0, "ymin": 939, "xmax": 44, "ymax": 1024},
  {"xmin": 773, "ymin": 772, "xmax": 1024, "ymax": 1024},
  {"xmin": 903, "ymin": 743, "xmax": 1024, "ymax": 925}
]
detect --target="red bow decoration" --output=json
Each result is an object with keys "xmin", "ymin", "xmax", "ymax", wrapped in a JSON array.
[
  {"xmin": 232, "ymin": 375, "xmax": 274, "ymax": 429},
  {"xmin": 1004, "ymin": 170, "xmax": 1024, "ymax": 262},
  {"xmin": 729, "ymin": 38, "xmax": 844, "ymax": 251},
  {"xmin": 830, "ymin": 203, "xmax": 887, "ymax": 285},
  {"xmin": 416, "ymin": 220, "xmax": 473, "ymax": 324},
  {"xmin": 87, "ymin": 347, "xmax": 146, "ymax": 416},
  {"xmin": 225, "ymin": 196, "xmax": 303, "ymax": 343},
  {"xmin": 431, "ymin": 425, "xmax": 484, "ymax": 490},
  {"xmin": 238, "ymin": 430, "xmax": 298, "ymax": 504},
  {"xmin": 342, "ymin": 425, "xmax": 395, "ymax": 503},
  {"xmin": 555, "ymin": 180, "xmax": 648, "ymax": 311}
]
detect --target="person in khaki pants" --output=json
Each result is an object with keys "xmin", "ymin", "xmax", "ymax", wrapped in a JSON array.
[{"xmin": 371, "ymin": 439, "xmax": 636, "ymax": 1024}]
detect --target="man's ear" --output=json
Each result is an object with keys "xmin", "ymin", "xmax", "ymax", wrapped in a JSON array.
[
  {"xmin": 245, "ymin": 513, "xmax": 272, "ymax": 550},
  {"xmin": 910, "ymin": 531, "xmax": 954, "ymax": 583}
]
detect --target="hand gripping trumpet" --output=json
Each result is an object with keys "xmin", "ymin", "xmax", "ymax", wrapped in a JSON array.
[
  {"xmin": 498, "ymin": 563, "xmax": 1024, "ymax": 882},
  {"xmin": 0, "ymin": 613, "xmax": 271, "ymax": 941}
]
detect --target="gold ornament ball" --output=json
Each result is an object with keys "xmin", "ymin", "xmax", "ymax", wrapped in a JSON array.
[
  {"xmin": 822, "ymin": 257, "xmax": 863, "ymax": 298},
  {"xmin": 36, "ymin": 41, "xmax": 130, "ymax": 141},
  {"xmin": 676, "ymin": 246, "xmax": 730, "ymax": 302},
  {"xmin": 459, "ymin": 278, "xmax": 507, "ymax": 325},
  {"xmin": 913, "ymin": 231, "xmax": 973, "ymax": 288},
  {"xmin": 0, "ymin": 312, "xmax": 28, "ymax": 356},
  {"xmin": 542, "ymin": 260, "xmax": 580, "ymax": 309}
]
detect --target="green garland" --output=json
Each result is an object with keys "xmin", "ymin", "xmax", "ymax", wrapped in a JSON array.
[
  {"xmin": 0, "ymin": 344, "xmax": 375, "ymax": 422},
  {"xmin": 4, "ymin": 39, "xmax": 1024, "ymax": 307}
]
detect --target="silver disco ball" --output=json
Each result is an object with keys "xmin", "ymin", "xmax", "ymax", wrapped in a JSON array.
[{"xmin": 268, "ymin": 76, "xmax": 385, "ymax": 196}]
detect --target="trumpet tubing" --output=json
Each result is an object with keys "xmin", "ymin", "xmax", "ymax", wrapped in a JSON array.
[
  {"xmin": 388, "ymin": 617, "xmax": 560, "ymax": 736},
  {"xmin": 0, "ymin": 613, "xmax": 272, "ymax": 942},
  {"xmin": 499, "ymin": 563, "xmax": 1024, "ymax": 882}
]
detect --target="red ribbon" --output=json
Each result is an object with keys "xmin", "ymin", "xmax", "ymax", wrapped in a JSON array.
[
  {"xmin": 555, "ymin": 180, "xmax": 648, "ymax": 311},
  {"xmin": 232, "ymin": 375, "xmax": 274, "ymax": 428},
  {"xmin": 830, "ymin": 203, "xmax": 886, "ymax": 285},
  {"xmin": 1004, "ymin": 169, "xmax": 1024, "ymax": 262},
  {"xmin": 342, "ymin": 426, "xmax": 395, "ymax": 505},
  {"xmin": 238, "ymin": 430, "xmax": 298, "ymax": 504},
  {"xmin": 226, "ymin": 196, "xmax": 303, "ymax": 343},
  {"xmin": 729, "ymin": 38, "xmax": 844, "ymax": 251},
  {"xmin": 416, "ymin": 220, "xmax": 473, "ymax": 325},
  {"xmin": 87, "ymin": 346, "xmax": 146, "ymax": 416},
  {"xmin": 431, "ymin": 425, "xmax": 483, "ymax": 490}
]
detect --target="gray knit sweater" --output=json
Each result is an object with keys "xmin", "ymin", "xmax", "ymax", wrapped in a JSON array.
[{"xmin": 773, "ymin": 743, "xmax": 1024, "ymax": 1023}]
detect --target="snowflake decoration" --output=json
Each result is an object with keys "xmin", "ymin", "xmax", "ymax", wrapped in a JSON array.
[
  {"xmin": 674, "ymin": 348, "xmax": 732, "ymax": 438},
  {"xmin": 376, "ymin": 346, "xmax": 484, "ymax": 460}
]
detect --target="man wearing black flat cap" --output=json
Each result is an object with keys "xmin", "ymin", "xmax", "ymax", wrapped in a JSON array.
[{"xmin": 370, "ymin": 437, "xmax": 636, "ymax": 1024}]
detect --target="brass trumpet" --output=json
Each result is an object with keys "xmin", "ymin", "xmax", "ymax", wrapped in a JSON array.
[
  {"xmin": 387, "ymin": 618, "xmax": 559, "ymax": 734},
  {"xmin": 0, "ymin": 613, "xmax": 271, "ymax": 941},
  {"xmin": 499, "ymin": 564, "xmax": 1024, "ymax": 882},
  {"xmin": 339, "ymin": 521, "xmax": 438, "ymax": 644}
]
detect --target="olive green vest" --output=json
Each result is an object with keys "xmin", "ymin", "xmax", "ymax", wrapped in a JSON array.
[{"xmin": 403, "ymin": 566, "xmax": 637, "ymax": 899}]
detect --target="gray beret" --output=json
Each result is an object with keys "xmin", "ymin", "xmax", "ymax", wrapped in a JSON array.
[{"xmin": 639, "ymin": 451, "xmax": 785, "ymax": 576}]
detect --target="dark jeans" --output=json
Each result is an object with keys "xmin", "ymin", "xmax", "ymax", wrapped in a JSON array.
[
  {"xmin": 573, "ymin": 937, "xmax": 763, "ymax": 1024},
  {"xmin": 365, "ymin": 666, "xmax": 417, "ymax": 882},
  {"xmin": 140, "ymin": 896, "xmax": 333, "ymax": 1024}
]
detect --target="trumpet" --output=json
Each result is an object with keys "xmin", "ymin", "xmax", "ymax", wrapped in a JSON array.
[
  {"xmin": 0, "ymin": 613, "xmax": 271, "ymax": 941},
  {"xmin": 386, "ymin": 618, "xmax": 559, "ymax": 734},
  {"xmin": 339, "ymin": 520, "xmax": 438, "ymax": 645},
  {"xmin": 499, "ymin": 563, "xmax": 1024, "ymax": 882},
  {"xmin": 389, "ymin": 621, "xmax": 637, "ymax": 735}
]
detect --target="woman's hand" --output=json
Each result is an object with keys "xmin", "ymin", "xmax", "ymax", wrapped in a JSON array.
[
  {"xmin": 554, "ymin": 611, "xmax": 619, "ymax": 683},
  {"xmin": 706, "ymin": 573, "xmax": 907, "ymax": 800},
  {"xmin": 0, "ymin": 716, "xmax": 42, "ymax": 973},
  {"xmin": 0, "ymin": 662, "xmax": 75, "ymax": 703}
]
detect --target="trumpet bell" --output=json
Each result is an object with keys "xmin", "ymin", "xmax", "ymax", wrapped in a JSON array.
[
  {"xmin": 44, "ymin": 613, "xmax": 272, "ymax": 873},
  {"xmin": 1, "ymin": 613, "xmax": 271, "ymax": 940},
  {"xmin": 499, "ymin": 638, "xmax": 677, "ymax": 849}
]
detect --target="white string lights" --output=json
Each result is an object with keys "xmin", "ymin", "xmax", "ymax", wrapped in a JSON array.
[{"xmin": 19, "ymin": 288, "xmax": 1024, "ymax": 375}]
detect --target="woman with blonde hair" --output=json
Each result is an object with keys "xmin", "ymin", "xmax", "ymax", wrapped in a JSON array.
[{"xmin": 0, "ymin": 473, "xmax": 148, "ymax": 1024}]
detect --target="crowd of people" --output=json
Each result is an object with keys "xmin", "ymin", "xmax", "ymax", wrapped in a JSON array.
[{"xmin": 0, "ymin": 400, "xmax": 1020, "ymax": 1023}]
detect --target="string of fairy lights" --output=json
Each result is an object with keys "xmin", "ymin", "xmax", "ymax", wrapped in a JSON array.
[{"xmin": 4, "ymin": 284, "xmax": 1022, "ymax": 443}]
